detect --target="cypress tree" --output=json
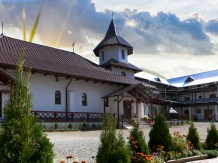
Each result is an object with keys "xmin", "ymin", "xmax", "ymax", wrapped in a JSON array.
[
  {"xmin": 129, "ymin": 122, "xmax": 150, "ymax": 154},
  {"xmin": 187, "ymin": 122, "xmax": 202, "ymax": 150},
  {"xmin": 148, "ymin": 114, "xmax": 173, "ymax": 152},
  {"xmin": 96, "ymin": 109, "xmax": 131, "ymax": 163},
  {"xmin": 0, "ymin": 55, "xmax": 54, "ymax": 163},
  {"xmin": 206, "ymin": 122, "xmax": 218, "ymax": 150}
]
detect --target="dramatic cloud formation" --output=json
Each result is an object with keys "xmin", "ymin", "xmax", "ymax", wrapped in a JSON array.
[
  {"xmin": 0, "ymin": 0, "xmax": 217, "ymax": 56},
  {"xmin": 0, "ymin": 0, "xmax": 218, "ymax": 78}
]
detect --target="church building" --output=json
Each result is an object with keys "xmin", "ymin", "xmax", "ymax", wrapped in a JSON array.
[{"xmin": 0, "ymin": 19, "xmax": 217, "ymax": 124}]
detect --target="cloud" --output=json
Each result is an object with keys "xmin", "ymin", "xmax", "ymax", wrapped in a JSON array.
[
  {"xmin": 0, "ymin": 0, "xmax": 216, "ymax": 56},
  {"xmin": 120, "ymin": 11, "xmax": 214, "ymax": 55},
  {"xmin": 204, "ymin": 19, "xmax": 218, "ymax": 36}
]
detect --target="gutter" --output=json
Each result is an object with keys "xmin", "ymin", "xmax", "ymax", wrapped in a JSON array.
[{"xmin": 66, "ymin": 76, "xmax": 73, "ymax": 112}]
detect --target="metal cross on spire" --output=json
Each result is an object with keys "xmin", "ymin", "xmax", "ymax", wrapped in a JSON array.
[
  {"xmin": 111, "ymin": 11, "xmax": 115, "ymax": 20},
  {"xmin": 72, "ymin": 42, "xmax": 75, "ymax": 53},
  {"xmin": 1, "ymin": 22, "xmax": 3, "ymax": 35}
]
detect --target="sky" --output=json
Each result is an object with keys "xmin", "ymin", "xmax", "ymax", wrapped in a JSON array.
[{"xmin": 0, "ymin": 0, "xmax": 218, "ymax": 78}]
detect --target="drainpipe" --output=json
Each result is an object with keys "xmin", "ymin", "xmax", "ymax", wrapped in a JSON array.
[{"xmin": 66, "ymin": 76, "xmax": 73, "ymax": 112}]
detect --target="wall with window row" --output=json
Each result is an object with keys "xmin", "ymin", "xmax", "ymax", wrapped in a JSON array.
[{"xmin": 0, "ymin": 72, "xmax": 122, "ymax": 113}]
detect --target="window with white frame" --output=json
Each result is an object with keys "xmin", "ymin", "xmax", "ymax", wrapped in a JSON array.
[
  {"xmin": 82, "ymin": 93, "xmax": 87, "ymax": 106},
  {"xmin": 210, "ymin": 94, "xmax": 216, "ymax": 98},
  {"xmin": 122, "ymin": 50, "xmax": 125, "ymax": 59},
  {"xmin": 121, "ymin": 71, "xmax": 126, "ymax": 76},
  {"xmin": 55, "ymin": 90, "xmax": 61, "ymax": 104}
]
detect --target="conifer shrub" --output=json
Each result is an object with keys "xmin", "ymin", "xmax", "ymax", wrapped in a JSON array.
[
  {"xmin": 205, "ymin": 122, "xmax": 218, "ymax": 150},
  {"xmin": 82, "ymin": 121, "xmax": 87, "ymax": 130},
  {"xmin": 148, "ymin": 114, "xmax": 173, "ymax": 152},
  {"xmin": 55, "ymin": 123, "xmax": 58, "ymax": 129},
  {"xmin": 96, "ymin": 109, "xmax": 131, "ymax": 163},
  {"xmin": 68, "ymin": 122, "xmax": 72, "ymax": 130},
  {"xmin": 129, "ymin": 122, "xmax": 150, "ymax": 155},
  {"xmin": 92, "ymin": 123, "xmax": 96, "ymax": 129},
  {"xmin": 0, "ymin": 55, "xmax": 54, "ymax": 163},
  {"xmin": 187, "ymin": 122, "xmax": 202, "ymax": 150}
]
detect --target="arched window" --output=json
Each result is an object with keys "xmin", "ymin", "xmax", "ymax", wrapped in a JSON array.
[
  {"xmin": 82, "ymin": 93, "xmax": 87, "ymax": 106},
  {"xmin": 55, "ymin": 90, "xmax": 61, "ymax": 104},
  {"xmin": 121, "ymin": 71, "xmax": 126, "ymax": 76},
  {"xmin": 102, "ymin": 51, "xmax": 104, "ymax": 61},
  {"xmin": 122, "ymin": 50, "xmax": 125, "ymax": 59}
]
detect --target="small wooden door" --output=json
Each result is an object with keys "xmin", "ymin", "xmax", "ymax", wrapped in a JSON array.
[
  {"xmin": 0, "ymin": 92, "xmax": 2, "ymax": 117},
  {"xmin": 123, "ymin": 101, "xmax": 131, "ymax": 118},
  {"xmin": 204, "ymin": 109, "xmax": 213, "ymax": 120},
  {"xmin": 184, "ymin": 110, "xmax": 189, "ymax": 116}
]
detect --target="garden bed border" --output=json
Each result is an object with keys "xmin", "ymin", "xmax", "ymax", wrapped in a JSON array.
[{"xmin": 166, "ymin": 154, "xmax": 208, "ymax": 163}]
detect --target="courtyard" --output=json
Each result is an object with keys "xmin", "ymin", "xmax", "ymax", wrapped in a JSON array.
[{"xmin": 47, "ymin": 121, "xmax": 218, "ymax": 163}]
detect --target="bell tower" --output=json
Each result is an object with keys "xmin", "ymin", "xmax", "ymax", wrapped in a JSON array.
[{"xmin": 93, "ymin": 20, "xmax": 142, "ymax": 79}]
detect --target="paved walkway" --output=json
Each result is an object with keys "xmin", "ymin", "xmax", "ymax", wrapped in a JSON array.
[{"xmin": 186, "ymin": 157, "xmax": 218, "ymax": 163}]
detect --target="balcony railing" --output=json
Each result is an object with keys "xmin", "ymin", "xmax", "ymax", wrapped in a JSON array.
[
  {"xmin": 31, "ymin": 111, "xmax": 108, "ymax": 122},
  {"xmin": 31, "ymin": 111, "xmax": 124, "ymax": 129}
]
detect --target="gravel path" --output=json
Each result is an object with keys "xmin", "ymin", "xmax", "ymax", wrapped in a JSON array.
[{"xmin": 46, "ymin": 122, "xmax": 218, "ymax": 163}]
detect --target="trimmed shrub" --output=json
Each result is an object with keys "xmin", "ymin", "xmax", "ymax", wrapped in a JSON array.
[
  {"xmin": 0, "ymin": 55, "xmax": 54, "ymax": 163},
  {"xmin": 55, "ymin": 123, "xmax": 58, "ymax": 129},
  {"xmin": 205, "ymin": 122, "xmax": 218, "ymax": 150},
  {"xmin": 187, "ymin": 122, "xmax": 202, "ymax": 150},
  {"xmin": 148, "ymin": 114, "xmax": 173, "ymax": 152},
  {"xmin": 96, "ymin": 110, "xmax": 131, "ymax": 163},
  {"xmin": 201, "ymin": 149, "xmax": 218, "ymax": 158},
  {"xmin": 129, "ymin": 122, "xmax": 150, "ymax": 154},
  {"xmin": 68, "ymin": 123, "xmax": 72, "ymax": 130}
]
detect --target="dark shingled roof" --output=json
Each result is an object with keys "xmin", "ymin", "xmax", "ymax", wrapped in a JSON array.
[
  {"xmin": 100, "ymin": 58, "xmax": 142, "ymax": 73},
  {"xmin": 0, "ymin": 34, "xmax": 153, "ymax": 87},
  {"xmin": 0, "ymin": 69, "xmax": 15, "ymax": 84},
  {"xmin": 93, "ymin": 20, "xmax": 133, "ymax": 56}
]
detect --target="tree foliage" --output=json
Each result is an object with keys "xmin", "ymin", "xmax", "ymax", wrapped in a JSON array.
[
  {"xmin": 206, "ymin": 122, "xmax": 218, "ymax": 150},
  {"xmin": 187, "ymin": 122, "xmax": 202, "ymax": 150},
  {"xmin": 96, "ymin": 109, "xmax": 131, "ymax": 163},
  {"xmin": 148, "ymin": 114, "xmax": 172, "ymax": 152},
  {"xmin": 0, "ymin": 55, "xmax": 54, "ymax": 163},
  {"xmin": 129, "ymin": 122, "xmax": 150, "ymax": 154}
]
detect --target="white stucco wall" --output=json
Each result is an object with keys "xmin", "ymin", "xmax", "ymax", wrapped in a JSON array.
[
  {"xmin": 111, "ymin": 67, "xmax": 135, "ymax": 79},
  {"xmin": 99, "ymin": 46, "xmax": 128, "ymax": 65},
  {"xmin": 29, "ymin": 74, "xmax": 123, "ymax": 113}
]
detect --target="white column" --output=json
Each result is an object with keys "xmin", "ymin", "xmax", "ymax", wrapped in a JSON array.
[
  {"xmin": 140, "ymin": 103, "xmax": 144, "ymax": 118},
  {"xmin": 146, "ymin": 105, "xmax": 149, "ymax": 115},
  {"xmin": 215, "ymin": 105, "xmax": 218, "ymax": 121},
  {"xmin": 189, "ymin": 107, "xmax": 192, "ymax": 120}
]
